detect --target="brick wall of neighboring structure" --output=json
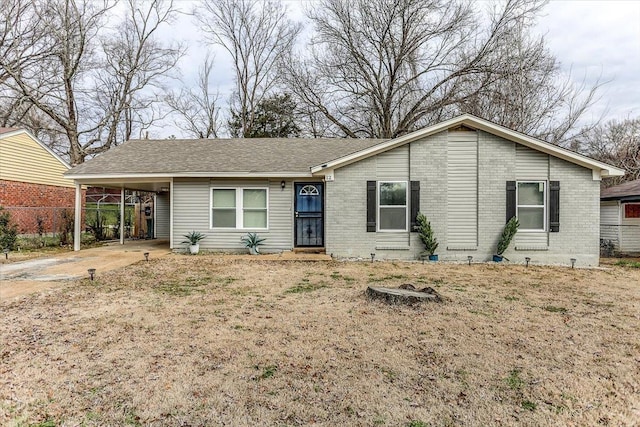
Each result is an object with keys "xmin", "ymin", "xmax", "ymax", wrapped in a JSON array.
[{"xmin": 0, "ymin": 179, "xmax": 85, "ymax": 234}]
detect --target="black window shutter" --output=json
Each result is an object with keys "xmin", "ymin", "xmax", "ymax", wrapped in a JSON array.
[
  {"xmin": 506, "ymin": 181, "xmax": 516, "ymax": 222},
  {"xmin": 549, "ymin": 181, "xmax": 560, "ymax": 232},
  {"xmin": 367, "ymin": 181, "xmax": 376, "ymax": 232},
  {"xmin": 410, "ymin": 181, "xmax": 420, "ymax": 231}
]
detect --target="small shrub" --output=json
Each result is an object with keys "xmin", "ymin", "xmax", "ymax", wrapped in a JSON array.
[
  {"xmin": 415, "ymin": 212, "xmax": 438, "ymax": 256},
  {"xmin": 58, "ymin": 209, "xmax": 74, "ymax": 246},
  {"xmin": 87, "ymin": 210, "xmax": 107, "ymax": 241},
  {"xmin": 497, "ymin": 216, "xmax": 519, "ymax": 256},
  {"xmin": 0, "ymin": 206, "xmax": 18, "ymax": 250}
]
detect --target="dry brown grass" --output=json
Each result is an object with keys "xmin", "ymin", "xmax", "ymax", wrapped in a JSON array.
[{"xmin": 1, "ymin": 256, "xmax": 639, "ymax": 426}]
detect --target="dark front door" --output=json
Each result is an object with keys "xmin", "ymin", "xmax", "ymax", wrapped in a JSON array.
[{"xmin": 294, "ymin": 183, "xmax": 324, "ymax": 247}]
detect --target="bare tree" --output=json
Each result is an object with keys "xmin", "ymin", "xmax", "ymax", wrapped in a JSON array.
[
  {"xmin": 0, "ymin": 0, "xmax": 182, "ymax": 165},
  {"xmin": 166, "ymin": 55, "xmax": 221, "ymax": 138},
  {"xmin": 282, "ymin": 0, "xmax": 597, "ymax": 140},
  {"xmin": 195, "ymin": 0, "xmax": 301, "ymax": 137},
  {"xmin": 458, "ymin": 18, "xmax": 604, "ymax": 145},
  {"xmin": 574, "ymin": 117, "xmax": 640, "ymax": 186}
]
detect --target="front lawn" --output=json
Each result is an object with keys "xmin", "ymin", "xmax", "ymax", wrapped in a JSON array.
[{"xmin": 1, "ymin": 257, "xmax": 639, "ymax": 426}]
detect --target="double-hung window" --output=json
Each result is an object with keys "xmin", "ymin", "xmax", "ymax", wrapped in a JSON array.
[
  {"xmin": 211, "ymin": 187, "xmax": 268, "ymax": 229},
  {"xmin": 517, "ymin": 181, "xmax": 546, "ymax": 231},
  {"xmin": 378, "ymin": 181, "xmax": 408, "ymax": 231}
]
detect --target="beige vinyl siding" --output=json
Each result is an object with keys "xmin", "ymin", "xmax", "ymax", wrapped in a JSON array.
[
  {"xmin": 155, "ymin": 193, "xmax": 170, "ymax": 239},
  {"xmin": 446, "ymin": 131, "xmax": 478, "ymax": 249},
  {"xmin": 375, "ymin": 145, "xmax": 410, "ymax": 249},
  {"xmin": 0, "ymin": 133, "xmax": 72, "ymax": 188},
  {"xmin": 514, "ymin": 145, "xmax": 549, "ymax": 249},
  {"xmin": 620, "ymin": 203, "xmax": 640, "ymax": 252},
  {"xmin": 172, "ymin": 178, "xmax": 294, "ymax": 252}
]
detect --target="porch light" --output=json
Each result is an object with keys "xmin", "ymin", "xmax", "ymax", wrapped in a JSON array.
[
  {"xmin": 525, "ymin": 257, "xmax": 531, "ymax": 267},
  {"xmin": 88, "ymin": 268, "xmax": 96, "ymax": 281},
  {"xmin": 570, "ymin": 258, "xmax": 576, "ymax": 269},
  {"xmin": 467, "ymin": 255, "xmax": 473, "ymax": 265},
  {"xmin": 3, "ymin": 248, "xmax": 9, "ymax": 260},
  {"xmin": 280, "ymin": 180, "xmax": 286, "ymax": 190},
  {"xmin": 370, "ymin": 253, "xmax": 375, "ymax": 263},
  {"xmin": 144, "ymin": 252, "xmax": 149, "ymax": 262},
  {"xmin": 160, "ymin": 187, "xmax": 170, "ymax": 192}
]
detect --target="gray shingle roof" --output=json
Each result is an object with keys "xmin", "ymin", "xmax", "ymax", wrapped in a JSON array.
[
  {"xmin": 601, "ymin": 179, "xmax": 640, "ymax": 200},
  {"xmin": 66, "ymin": 137, "xmax": 388, "ymax": 176}
]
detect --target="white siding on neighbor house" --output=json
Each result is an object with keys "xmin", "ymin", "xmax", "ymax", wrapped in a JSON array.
[
  {"xmin": 514, "ymin": 145, "xmax": 549, "ymax": 249},
  {"xmin": 600, "ymin": 201, "xmax": 620, "ymax": 249},
  {"xmin": 446, "ymin": 131, "xmax": 478, "ymax": 249},
  {"xmin": 155, "ymin": 193, "xmax": 170, "ymax": 239},
  {"xmin": 620, "ymin": 203, "xmax": 640, "ymax": 252},
  {"xmin": 172, "ymin": 178, "xmax": 295, "ymax": 252},
  {"xmin": 376, "ymin": 145, "xmax": 410, "ymax": 249}
]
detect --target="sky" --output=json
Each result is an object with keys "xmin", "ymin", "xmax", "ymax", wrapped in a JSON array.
[{"xmin": 154, "ymin": 0, "xmax": 640, "ymax": 137}]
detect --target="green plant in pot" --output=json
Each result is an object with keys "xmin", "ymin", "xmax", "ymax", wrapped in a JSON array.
[
  {"xmin": 415, "ymin": 212, "xmax": 439, "ymax": 261},
  {"xmin": 182, "ymin": 231, "xmax": 205, "ymax": 255},
  {"xmin": 494, "ymin": 216, "xmax": 519, "ymax": 262},
  {"xmin": 241, "ymin": 232, "xmax": 266, "ymax": 255}
]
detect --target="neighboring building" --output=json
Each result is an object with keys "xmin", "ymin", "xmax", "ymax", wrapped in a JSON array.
[
  {"xmin": 65, "ymin": 114, "xmax": 624, "ymax": 266},
  {"xmin": 0, "ymin": 128, "xmax": 76, "ymax": 234},
  {"xmin": 600, "ymin": 179, "xmax": 640, "ymax": 254}
]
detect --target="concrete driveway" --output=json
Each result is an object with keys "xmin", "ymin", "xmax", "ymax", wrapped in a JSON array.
[{"xmin": 0, "ymin": 240, "xmax": 171, "ymax": 300}]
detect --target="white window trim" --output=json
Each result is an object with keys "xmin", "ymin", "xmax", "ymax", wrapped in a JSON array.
[
  {"xmin": 377, "ymin": 180, "xmax": 409, "ymax": 232},
  {"xmin": 516, "ymin": 181, "xmax": 547, "ymax": 232},
  {"xmin": 210, "ymin": 187, "xmax": 269, "ymax": 230}
]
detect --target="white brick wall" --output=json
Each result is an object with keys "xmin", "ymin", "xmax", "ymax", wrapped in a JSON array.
[{"xmin": 326, "ymin": 130, "xmax": 601, "ymax": 266}]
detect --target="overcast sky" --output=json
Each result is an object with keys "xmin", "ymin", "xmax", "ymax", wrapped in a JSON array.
[{"xmin": 156, "ymin": 0, "xmax": 640, "ymax": 137}]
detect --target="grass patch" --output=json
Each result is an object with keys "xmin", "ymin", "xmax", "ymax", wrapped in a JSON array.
[
  {"xmin": 285, "ymin": 281, "xmax": 328, "ymax": 293},
  {"xmin": 614, "ymin": 260, "xmax": 640, "ymax": 268},
  {"xmin": 2, "ymin": 257, "xmax": 639, "ymax": 426},
  {"xmin": 543, "ymin": 305, "xmax": 567, "ymax": 313},
  {"xmin": 256, "ymin": 365, "xmax": 278, "ymax": 380},
  {"xmin": 506, "ymin": 369, "xmax": 524, "ymax": 390}
]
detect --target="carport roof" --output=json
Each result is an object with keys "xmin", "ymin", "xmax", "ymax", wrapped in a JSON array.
[
  {"xmin": 601, "ymin": 179, "xmax": 640, "ymax": 201},
  {"xmin": 65, "ymin": 137, "xmax": 387, "ymax": 177}
]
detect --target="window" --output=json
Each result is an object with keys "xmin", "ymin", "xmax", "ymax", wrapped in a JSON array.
[
  {"xmin": 624, "ymin": 203, "xmax": 640, "ymax": 219},
  {"xmin": 517, "ymin": 181, "xmax": 546, "ymax": 231},
  {"xmin": 211, "ymin": 188, "xmax": 268, "ymax": 229},
  {"xmin": 378, "ymin": 181, "xmax": 408, "ymax": 231}
]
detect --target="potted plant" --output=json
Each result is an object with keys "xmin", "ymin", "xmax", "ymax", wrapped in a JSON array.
[
  {"xmin": 415, "ymin": 212, "xmax": 439, "ymax": 261},
  {"xmin": 241, "ymin": 232, "xmax": 266, "ymax": 255},
  {"xmin": 182, "ymin": 231, "xmax": 205, "ymax": 255},
  {"xmin": 494, "ymin": 216, "xmax": 519, "ymax": 262}
]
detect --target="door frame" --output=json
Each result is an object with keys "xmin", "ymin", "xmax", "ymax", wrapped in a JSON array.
[{"xmin": 293, "ymin": 181, "xmax": 325, "ymax": 247}]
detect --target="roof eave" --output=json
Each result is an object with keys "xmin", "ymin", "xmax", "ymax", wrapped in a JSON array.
[{"xmin": 65, "ymin": 171, "xmax": 314, "ymax": 180}]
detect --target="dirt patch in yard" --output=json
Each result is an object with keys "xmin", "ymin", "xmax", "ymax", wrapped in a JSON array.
[{"xmin": 1, "ymin": 257, "xmax": 639, "ymax": 426}]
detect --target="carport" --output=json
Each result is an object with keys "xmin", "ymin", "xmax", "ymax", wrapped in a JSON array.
[{"xmin": 66, "ymin": 176, "xmax": 172, "ymax": 251}]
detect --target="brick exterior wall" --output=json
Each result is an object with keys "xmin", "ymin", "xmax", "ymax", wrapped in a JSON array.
[
  {"xmin": 325, "ymin": 130, "xmax": 601, "ymax": 266},
  {"xmin": 0, "ymin": 179, "xmax": 84, "ymax": 234}
]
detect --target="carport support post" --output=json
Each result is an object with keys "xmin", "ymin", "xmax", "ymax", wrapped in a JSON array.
[
  {"xmin": 120, "ymin": 187, "xmax": 125, "ymax": 245},
  {"xmin": 74, "ymin": 182, "xmax": 82, "ymax": 251}
]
